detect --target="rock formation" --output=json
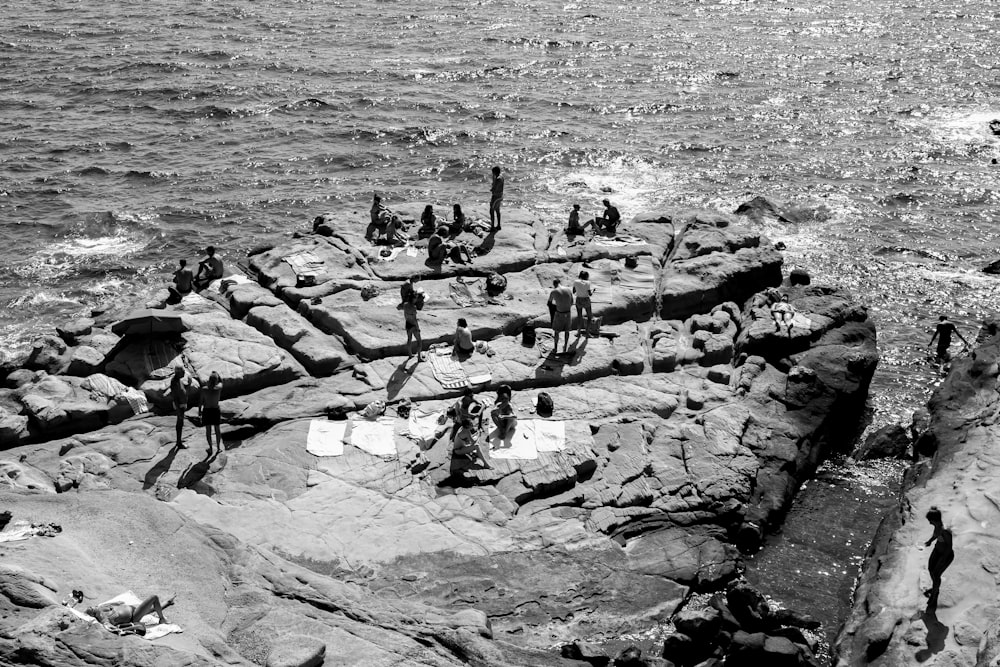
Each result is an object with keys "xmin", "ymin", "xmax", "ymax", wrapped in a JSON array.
[
  {"xmin": 0, "ymin": 205, "xmax": 877, "ymax": 666},
  {"xmin": 835, "ymin": 315, "xmax": 1000, "ymax": 666}
]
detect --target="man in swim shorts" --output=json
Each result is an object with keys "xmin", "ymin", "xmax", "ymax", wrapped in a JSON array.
[
  {"xmin": 928, "ymin": 315, "xmax": 968, "ymax": 364},
  {"xmin": 199, "ymin": 371, "xmax": 223, "ymax": 454},
  {"xmin": 489, "ymin": 166, "xmax": 504, "ymax": 232},
  {"xmin": 596, "ymin": 199, "xmax": 621, "ymax": 236},
  {"xmin": 194, "ymin": 246, "xmax": 224, "ymax": 290},
  {"xmin": 547, "ymin": 278, "xmax": 575, "ymax": 354}
]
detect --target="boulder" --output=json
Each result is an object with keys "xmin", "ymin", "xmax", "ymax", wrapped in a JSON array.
[
  {"xmin": 65, "ymin": 345, "xmax": 105, "ymax": 377},
  {"xmin": 55, "ymin": 318, "xmax": 94, "ymax": 346},
  {"xmin": 855, "ymin": 423, "xmax": 910, "ymax": 460},
  {"xmin": 561, "ymin": 640, "xmax": 610, "ymax": 666},
  {"xmin": 265, "ymin": 635, "xmax": 326, "ymax": 667},
  {"xmin": 673, "ymin": 606, "xmax": 722, "ymax": 644},
  {"xmin": 612, "ymin": 646, "xmax": 644, "ymax": 667}
]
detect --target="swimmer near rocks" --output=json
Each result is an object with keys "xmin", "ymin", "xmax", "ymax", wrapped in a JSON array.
[{"xmin": 0, "ymin": 194, "xmax": 886, "ymax": 667}]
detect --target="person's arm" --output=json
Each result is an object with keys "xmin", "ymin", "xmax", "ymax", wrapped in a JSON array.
[
  {"xmin": 925, "ymin": 526, "xmax": 939, "ymax": 547},
  {"xmin": 955, "ymin": 326, "xmax": 969, "ymax": 347},
  {"xmin": 928, "ymin": 328, "xmax": 939, "ymax": 346}
]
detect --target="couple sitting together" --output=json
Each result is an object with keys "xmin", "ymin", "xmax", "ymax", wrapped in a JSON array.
[{"xmin": 441, "ymin": 385, "xmax": 516, "ymax": 466}]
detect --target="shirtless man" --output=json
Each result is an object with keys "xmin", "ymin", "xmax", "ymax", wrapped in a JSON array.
[
  {"xmin": 168, "ymin": 259, "xmax": 194, "ymax": 304},
  {"xmin": 547, "ymin": 278, "xmax": 575, "ymax": 353},
  {"xmin": 597, "ymin": 199, "xmax": 621, "ymax": 235},
  {"xmin": 928, "ymin": 315, "xmax": 968, "ymax": 364},
  {"xmin": 489, "ymin": 166, "xmax": 504, "ymax": 232},
  {"xmin": 167, "ymin": 366, "xmax": 196, "ymax": 449},
  {"xmin": 194, "ymin": 246, "xmax": 224, "ymax": 290}
]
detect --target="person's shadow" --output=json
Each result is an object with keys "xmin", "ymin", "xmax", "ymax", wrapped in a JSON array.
[
  {"xmin": 142, "ymin": 444, "xmax": 180, "ymax": 489},
  {"xmin": 177, "ymin": 448, "xmax": 224, "ymax": 493},
  {"xmin": 476, "ymin": 231, "xmax": 497, "ymax": 256},
  {"xmin": 385, "ymin": 359, "xmax": 414, "ymax": 400},
  {"xmin": 915, "ymin": 601, "xmax": 948, "ymax": 662}
]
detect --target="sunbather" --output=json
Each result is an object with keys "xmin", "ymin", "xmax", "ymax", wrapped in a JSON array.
[
  {"xmin": 491, "ymin": 385, "xmax": 517, "ymax": 440},
  {"xmin": 86, "ymin": 594, "xmax": 174, "ymax": 627},
  {"xmin": 454, "ymin": 318, "xmax": 475, "ymax": 358},
  {"xmin": 449, "ymin": 204, "xmax": 466, "ymax": 238},
  {"xmin": 419, "ymin": 205, "xmax": 438, "ymax": 238}
]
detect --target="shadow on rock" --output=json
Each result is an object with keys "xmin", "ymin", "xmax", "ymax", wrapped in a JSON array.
[
  {"xmin": 142, "ymin": 445, "xmax": 180, "ymax": 490},
  {"xmin": 385, "ymin": 359, "xmax": 414, "ymax": 400},
  {"xmin": 915, "ymin": 603, "xmax": 948, "ymax": 663}
]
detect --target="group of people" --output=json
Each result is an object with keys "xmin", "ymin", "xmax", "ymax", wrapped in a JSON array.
[
  {"xmin": 167, "ymin": 366, "xmax": 224, "ymax": 453},
  {"xmin": 168, "ymin": 246, "xmax": 225, "ymax": 304},
  {"xmin": 441, "ymin": 385, "xmax": 517, "ymax": 467},
  {"xmin": 547, "ymin": 272, "xmax": 598, "ymax": 353}
]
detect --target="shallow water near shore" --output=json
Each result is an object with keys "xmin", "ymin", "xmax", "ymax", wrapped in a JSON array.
[{"xmin": 3, "ymin": 0, "xmax": 1000, "ymax": 654}]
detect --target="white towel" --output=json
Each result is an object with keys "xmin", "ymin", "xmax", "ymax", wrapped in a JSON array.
[
  {"xmin": 487, "ymin": 426, "xmax": 538, "ymax": 460},
  {"xmin": 405, "ymin": 245, "xmax": 418, "ymax": 257},
  {"xmin": 406, "ymin": 411, "xmax": 445, "ymax": 447},
  {"xmin": 528, "ymin": 419, "xmax": 567, "ymax": 452},
  {"xmin": 349, "ymin": 417, "xmax": 398, "ymax": 457},
  {"xmin": 306, "ymin": 420, "xmax": 346, "ymax": 457}
]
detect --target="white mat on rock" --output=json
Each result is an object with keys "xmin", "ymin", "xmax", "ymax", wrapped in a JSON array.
[
  {"xmin": 306, "ymin": 420, "xmax": 346, "ymax": 457},
  {"xmin": 487, "ymin": 426, "xmax": 538, "ymax": 460},
  {"xmin": 525, "ymin": 419, "xmax": 567, "ymax": 452},
  {"xmin": 349, "ymin": 417, "xmax": 398, "ymax": 457}
]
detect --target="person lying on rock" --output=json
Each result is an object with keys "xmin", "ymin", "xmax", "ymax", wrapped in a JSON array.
[
  {"xmin": 771, "ymin": 294, "xmax": 795, "ymax": 335},
  {"xmin": 86, "ymin": 593, "xmax": 174, "ymax": 627},
  {"xmin": 928, "ymin": 315, "xmax": 968, "ymax": 365},
  {"xmin": 923, "ymin": 506, "xmax": 954, "ymax": 606}
]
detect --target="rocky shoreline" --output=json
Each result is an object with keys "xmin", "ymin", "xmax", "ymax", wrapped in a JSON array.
[
  {"xmin": 0, "ymin": 204, "xmax": 878, "ymax": 666},
  {"xmin": 834, "ymin": 316, "xmax": 1000, "ymax": 666}
]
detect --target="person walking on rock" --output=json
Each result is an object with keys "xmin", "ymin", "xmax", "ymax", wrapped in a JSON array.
[
  {"xmin": 167, "ymin": 366, "xmax": 196, "ymax": 449},
  {"xmin": 547, "ymin": 278, "xmax": 574, "ymax": 354},
  {"xmin": 199, "ymin": 371, "xmax": 223, "ymax": 454},
  {"xmin": 923, "ymin": 506, "xmax": 954, "ymax": 607},
  {"xmin": 928, "ymin": 315, "xmax": 968, "ymax": 365},
  {"xmin": 489, "ymin": 166, "xmax": 504, "ymax": 232}
]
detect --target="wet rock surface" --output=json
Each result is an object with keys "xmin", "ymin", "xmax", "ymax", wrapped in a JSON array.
[{"xmin": 0, "ymin": 208, "xmax": 876, "ymax": 666}]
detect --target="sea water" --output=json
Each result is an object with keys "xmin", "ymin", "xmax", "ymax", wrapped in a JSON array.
[{"xmin": 3, "ymin": 0, "xmax": 999, "ymax": 643}]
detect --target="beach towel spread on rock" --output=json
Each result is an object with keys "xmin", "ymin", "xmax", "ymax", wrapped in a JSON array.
[
  {"xmin": 487, "ymin": 425, "xmax": 538, "ymax": 460},
  {"xmin": 584, "ymin": 260, "xmax": 617, "ymax": 305},
  {"xmin": 524, "ymin": 419, "xmax": 567, "ymax": 452},
  {"xmin": 405, "ymin": 410, "xmax": 445, "ymax": 448},
  {"xmin": 617, "ymin": 255, "xmax": 658, "ymax": 290},
  {"xmin": 593, "ymin": 234, "xmax": 645, "ymax": 247},
  {"xmin": 283, "ymin": 250, "xmax": 327, "ymax": 286},
  {"xmin": 69, "ymin": 591, "xmax": 184, "ymax": 640},
  {"xmin": 348, "ymin": 416, "xmax": 398, "ymax": 457},
  {"xmin": 306, "ymin": 419, "xmax": 346, "ymax": 457},
  {"xmin": 428, "ymin": 349, "xmax": 469, "ymax": 389},
  {"xmin": 0, "ymin": 521, "xmax": 61, "ymax": 543},
  {"xmin": 84, "ymin": 374, "xmax": 150, "ymax": 416},
  {"xmin": 448, "ymin": 277, "xmax": 490, "ymax": 308}
]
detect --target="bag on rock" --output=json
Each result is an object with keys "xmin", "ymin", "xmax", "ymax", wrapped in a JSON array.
[
  {"xmin": 485, "ymin": 272, "xmax": 507, "ymax": 296},
  {"xmin": 522, "ymin": 323, "xmax": 536, "ymax": 347},
  {"xmin": 588, "ymin": 316, "xmax": 602, "ymax": 337},
  {"xmin": 361, "ymin": 284, "xmax": 381, "ymax": 301},
  {"xmin": 536, "ymin": 392, "xmax": 553, "ymax": 416},
  {"xmin": 362, "ymin": 400, "xmax": 386, "ymax": 419}
]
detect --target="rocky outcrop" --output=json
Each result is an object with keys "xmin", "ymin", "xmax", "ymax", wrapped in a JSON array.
[
  {"xmin": 834, "ymin": 315, "xmax": 1000, "ymax": 666},
  {"xmin": 0, "ymin": 206, "xmax": 877, "ymax": 666}
]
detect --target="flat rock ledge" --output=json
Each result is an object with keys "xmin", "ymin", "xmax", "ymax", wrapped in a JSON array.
[
  {"xmin": 0, "ymin": 207, "xmax": 877, "ymax": 666},
  {"xmin": 834, "ymin": 315, "xmax": 1000, "ymax": 667}
]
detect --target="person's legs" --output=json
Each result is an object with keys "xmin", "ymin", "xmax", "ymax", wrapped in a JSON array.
[
  {"xmin": 175, "ymin": 409, "xmax": 185, "ymax": 448},
  {"xmin": 406, "ymin": 326, "xmax": 416, "ymax": 358},
  {"xmin": 214, "ymin": 424, "xmax": 222, "ymax": 451},
  {"xmin": 575, "ymin": 303, "xmax": 584, "ymax": 334},
  {"xmin": 562, "ymin": 327, "xmax": 570, "ymax": 353},
  {"xmin": 204, "ymin": 423, "xmax": 213, "ymax": 450},
  {"xmin": 131, "ymin": 595, "xmax": 168, "ymax": 625},
  {"xmin": 415, "ymin": 327, "xmax": 424, "ymax": 361}
]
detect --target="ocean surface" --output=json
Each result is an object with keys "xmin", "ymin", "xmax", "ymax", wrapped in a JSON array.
[{"xmin": 3, "ymin": 0, "xmax": 999, "ymax": 646}]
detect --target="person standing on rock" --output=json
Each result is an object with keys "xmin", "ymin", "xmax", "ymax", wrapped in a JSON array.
[
  {"xmin": 402, "ymin": 289, "xmax": 425, "ymax": 362},
  {"xmin": 199, "ymin": 371, "xmax": 223, "ymax": 454},
  {"xmin": 572, "ymin": 270, "xmax": 595, "ymax": 337},
  {"xmin": 167, "ymin": 366, "xmax": 197, "ymax": 449},
  {"xmin": 923, "ymin": 506, "xmax": 954, "ymax": 606},
  {"xmin": 489, "ymin": 166, "xmax": 504, "ymax": 232},
  {"xmin": 928, "ymin": 315, "xmax": 968, "ymax": 364},
  {"xmin": 547, "ymin": 278, "xmax": 575, "ymax": 354}
]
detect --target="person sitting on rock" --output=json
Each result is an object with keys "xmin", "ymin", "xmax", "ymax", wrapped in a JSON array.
[
  {"xmin": 418, "ymin": 205, "xmax": 438, "ymax": 238},
  {"xmin": 366, "ymin": 194, "xmax": 391, "ymax": 240},
  {"xmin": 193, "ymin": 246, "xmax": 224, "ymax": 291},
  {"xmin": 490, "ymin": 385, "xmax": 517, "ymax": 440},
  {"xmin": 447, "ymin": 388, "xmax": 484, "ymax": 431},
  {"xmin": 453, "ymin": 318, "xmax": 475, "ymax": 359},
  {"xmin": 923, "ymin": 506, "xmax": 954, "ymax": 607},
  {"xmin": 86, "ymin": 594, "xmax": 174, "ymax": 628},
  {"xmin": 427, "ymin": 226, "xmax": 450, "ymax": 265},
  {"xmin": 449, "ymin": 204, "xmax": 467, "ymax": 239},
  {"xmin": 771, "ymin": 294, "xmax": 795, "ymax": 335},
  {"xmin": 595, "ymin": 199, "xmax": 621, "ymax": 236},
  {"xmin": 452, "ymin": 418, "xmax": 489, "ymax": 467},
  {"xmin": 566, "ymin": 204, "xmax": 585, "ymax": 237},
  {"xmin": 167, "ymin": 259, "xmax": 194, "ymax": 304}
]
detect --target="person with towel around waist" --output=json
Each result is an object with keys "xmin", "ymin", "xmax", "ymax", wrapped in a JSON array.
[{"xmin": 547, "ymin": 278, "xmax": 575, "ymax": 354}]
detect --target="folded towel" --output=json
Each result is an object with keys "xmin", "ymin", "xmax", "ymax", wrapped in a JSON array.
[
  {"xmin": 306, "ymin": 419, "xmax": 346, "ymax": 457},
  {"xmin": 428, "ymin": 351, "xmax": 469, "ymax": 389},
  {"xmin": 284, "ymin": 250, "xmax": 327, "ymax": 285}
]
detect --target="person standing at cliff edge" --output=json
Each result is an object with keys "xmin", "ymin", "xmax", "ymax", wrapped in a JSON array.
[
  {"xmin": 489, "ymin": 166, "xmax": 504, "ymax": 232},
  {"xmin": 928, "ymin": 315, "xmax": 968, "ymax": 365}
]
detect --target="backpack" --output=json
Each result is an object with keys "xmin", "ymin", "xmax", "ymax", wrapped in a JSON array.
[
  {"xmin": 522, "ymin": 323, "xmax": 536, "ymax": 347},
  {"xmin": 362, "ymin": 400, "xmax": 386, "ymax": 420},
  {"xmin": 485, "ymin": 272, "xmax": 507, "ymax": 296},
  {"xmin": 536, "ymin": 392, "xmax": 553, "ymax": 417},
  {"xmin": 588, "ymin": 316, "xmax": 602, "ymax": 337},
  {"xmin": 414, "ymin": 290, "xmax": 426, "ymax": 310},
  {"xmin": 361, "ymin": 284, "xmax": 381, "ymax": 301}
]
